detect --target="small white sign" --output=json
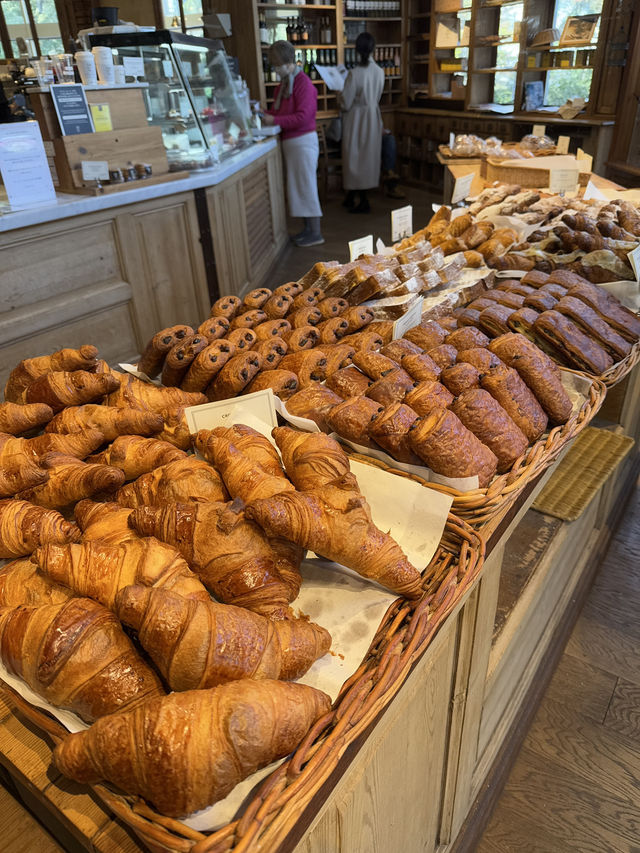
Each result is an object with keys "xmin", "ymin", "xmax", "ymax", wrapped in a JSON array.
[
  {"xmin": 576, "ymin": 147, "xmax": 593, "ymax": 172},
  {"xmin": 532, "ymin": 124, "xmax": 546, "ymax": 137},
  {"xmin": 391, "ymin": 205, "xmax": 413, "ymax": 242},
  {"xmin": 451, "ymin": 171, "xmax": 474, "ymax": 204},
  {"xmin": 548, "ymin": 167, "xmax": 579, "ymax": 194},
  {"xmin": 449, "ymin": 131, "xmax": 455, "ymax": 148},
  {"xmin": 228, "ymin": 121, "xmax": 240, "ymax": 142},
  {"xmin": 122, "ymin": 56, "xmax": 145, "ymax": 79},
  {"xmin": 184, "ymin": 389, "xmax": 278, "ymax": 440},
  {"xmin": 0, "ymin": 121, "xmax": 56, "ymax": 209},
  {"xmin": 349, "ymin": 234, "xmax": 374, "ymax": 261},
  {"xmin": 432, "ymin": 203, "xmax": 442, "ymax": 214},
  {"xmin": 556, "ymin": 135, "xmax": 570, "ymax": 154},
  {"xmin": 628, "ymin": 246, "xmax": 640, "ymax": 281},
  {"xmin": 392, "ymin": 297, "xmax": 424, "ymax": 340},
  {"xmin": 162, "ymin": 59, "xmax": 174, "ymax": 78},
  {"xmin": 81, "ymin": 160, "xmax": 109, "ymax": 181},
  {"xmin": 583, "ymin": 180, "xmax": 608, "ymax": 201}
]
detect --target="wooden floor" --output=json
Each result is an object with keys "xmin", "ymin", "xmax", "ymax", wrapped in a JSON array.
[{"xmin": 477, "ymin": 483, "xmax": 640, "ymax": 853}]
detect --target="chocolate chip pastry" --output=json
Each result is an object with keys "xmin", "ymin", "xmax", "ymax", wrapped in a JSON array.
[
  {"xmin": 440, "ymin": 363, "xmax": 480, "ymax": 396},
  {"xmin": 404, "ymin": 380, "xmax": 454, "ymax": 416},
  {"xmin": 209, "ymin": 295, "xmax": 241, "ymax": 319},
  {"xmin": 352, "ymin": 351, "xmax": 401, "ymax": 380},
  {"xmin": 445, "ymin": 326, "xmax": 490, "ymax": 351},
  {"xmin": 477, "ymin": 305, "xmax": 515, "ymax": 338},
  {"xmin": 366, "ymin": 369, "xmax": 415, "ymax": 407},
  {"xmin": 368, "ymin": 403, "xmax": 419, "ymax": 463},
  {"xmin": 480, "ymin": 363, "xmax": 548, "ymax": 442},
  {"xmin": 284, "ymin": 383, "xmax": 343, "ymax": 430},
  {"xmin": 400, "ymin": 352, "xmax": 441, "ymax": 382},
  {"xmin": 326, "ymin": 366, "xmax": 372, "ymax": 398},
  {"xmin": 279, "ymin": 349, "xmax": 328, "ymax": 386},
  {"xmin": 325, "ymin": 397, "xmax": 384, "ymax": 446},
  {"xmin": 243, "ymin": 369, "xmax": 299, "ymax": 400},
  {"xmin": 207, "ymin": 351, "xmax": 263, "ymax": 401},
  {"xmin": 553, "ymin": 296, "xmax": 631, "ymax": 360},
  {"xmin": 451, "ymin": 389, "xmax": 529, "ymax": 473},
  {"xmin": 532, "ymin": 311, "xmax": 614, "ymax": 375},
  {"xmin": 427, "ymin": 344, "xmax": 458, "ymax": 370}
]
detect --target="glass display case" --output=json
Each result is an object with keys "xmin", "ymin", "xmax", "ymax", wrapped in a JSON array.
[{"xmin": 90, "ymin": 30, "xmax": 253, "ymax": 170}]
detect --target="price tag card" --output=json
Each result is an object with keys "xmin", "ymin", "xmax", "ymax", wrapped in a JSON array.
[
  {"xmin": 548, "ymin": 167, "xmax": 579, "ymax": 194},
  {"xmin": 81, "ymin": 160, "xmax": 109, "ymax": 181},
  {"xmin": 576, "ymin": 147, "xmax": 593, "ymax": 172},
  {"xmin": 375, "ymin": 237, "xmax": 395, "ymax": 257},
  {"xmin": 532, "ymin": 124, "xmax": 546, "ymax": 137},
  {"xmin": 349, "ymin": 234, "xmax": 373, "ymax": 261},
  {"xmin": 392, "ymin": 297, "xmax": 424, "ymax": 340},
  {"xmin": 449, "ymin": 131, "xmax": 455, "ymax": 148},
  {"xmin": 89, "ymin": 103, "xmax": 112, "ymax": 132},
  {"xmin": 391, "ymin": 205, "xmax": 413, "ymax": 242},
  {"xmin": 0, "ymin": 121, "xmax": 56, "ymax": 208},
  {"xmin": 123, "ymin": 56, "xmax": 145, "ymax": 80},
  {"xmin": 556, "ymin": 135, "xmax": 570, "ymax": 154},
  {"xmin": 583, "ymin": 180, "xmax": 608, "ymax": 201},
  {"xmin": 451, "ymin": 171, "xmax": 474, "ymax": 204},
  {"xmin": 184, "ymin": 390, "xmax": 278, "ymax": 441},
  {"xmin": 628, "ymin": 246, "xmax": 640, "ymax": 281}
]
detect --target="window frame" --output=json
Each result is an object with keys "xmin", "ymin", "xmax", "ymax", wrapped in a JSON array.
[{"xmin": 0, "ymin": 0, "xmax": 66, "ymax": 59}]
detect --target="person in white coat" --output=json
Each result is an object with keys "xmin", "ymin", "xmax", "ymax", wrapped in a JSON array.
[{"xmin": 339, "ymin": 32, "xmax": 385, "ymax": 214}]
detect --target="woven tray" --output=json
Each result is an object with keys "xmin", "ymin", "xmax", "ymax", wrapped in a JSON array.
[
  {"xmin": 598, "ymin": 340, "xmax": 640, "ymax": 388},
  {"xmin": 0, "ymin": 515, "xmax": 484, "ymax": 853},
  {"xmin": 532, "ymin": 426, "xmax": 634, "ymax": 521}
]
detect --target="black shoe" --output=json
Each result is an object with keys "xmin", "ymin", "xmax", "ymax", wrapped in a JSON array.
[
  {"xmin": 342, "ymin": 192, "xmax": 357, "ymax": 209},
  {"xmin": 349, "ymin": 200, "xmax": 371, "ymax": 214}
]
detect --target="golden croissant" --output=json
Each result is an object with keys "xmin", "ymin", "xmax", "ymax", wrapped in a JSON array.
[
  {"xmin": 53, "ymin": 679, "xmax": 331, "ymax": 817},
  {"xmin": 45, "ymin": 404, "xmax": 163, "ymax": 442},
  {"xmin": 0, "ymin": 460, "xmax": 48, "ymax": 500},
  {"xmin": 20, "ymin": 370, "xmax": 120, "ymax": 412},
  {"xmin": 16, "ymin": 453, "xmax": 125, "ymax": 509},
  {"xmin": 154, "ymin": 405, "xmax": 191, "ymax": 450},
  {"xmin": 106, "ymin": 371, "xmax": 207, "ymax": 412},
  {"xmin": 0, "ymin": 499, "xmax": 81, "ymax": 558},
  {"xmin": 33, "ymin": 537, "xmax": 210, "ymax": 609},
  {"xmin": 87, "ymin": 435, "xmax": 186, "ymax": 481},
  {"xmin": 115, "ymin": 457, "xmax": 228, "ymax": 507},
  {"xmin": 246, "ymin": 474, "xmax": 423, "ymax": 599},
  {"xmin": 0, "ymin": 428, "xmax": 105, "ymax": 469},
  {"xmin": 4, "ymin": 346, "xmax": 99, "ymax": 402},
  {"xmin": 0, "ymin": 558, "xmax": 73, "ymax": 607},
  {"xmin": 115, "ymin": 585, "xmax": 331, "ymax": 688},
  {"xmin": 128, "ymin": 502, "xmax": 291, "ymax": 618},
  {"xmin": 208, "ymin": 424, "xmax": 285, "ymax": 478},
  {"xmin": 272, "ymin": 427, "xmax": 352, "ymax": 491},
  {"xmin": 0, "ymin": 597, "xmax": 164, "ymax": 722},
  {"xmin": 0, "ymin": 402, "xmax": 54, "ymax": 436},
  {"xmin": 74, "ymin": 499, "xmax": 139, "ymax": 545}
]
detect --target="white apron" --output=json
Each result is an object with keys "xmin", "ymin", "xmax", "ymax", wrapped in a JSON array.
[
  {"xmin": 340, "ymin": 61, "xmax": 385, "ymax": 190},
  {"xmin": 282, "ymin": 131, "xmax": 322, "ymax": 218}
]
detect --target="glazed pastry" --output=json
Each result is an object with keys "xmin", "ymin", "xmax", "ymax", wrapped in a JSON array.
[
  {"xmin": 291, "ymin": 288, "xmax": 322, "ymax": 311},
  {"xmin": 404, "ymin": 381, "xmax": 454, "ymax": 416},
  {"xmin": 136, "ymin": 327, "xmax": 194, "ymax": 379},
  {"xmin": 252, "ymin": 337, "xmax": 288, "ymax": 369},
  {"xmin": 478, "ymin": 305, "xmax": 516, "ymax": 338},
  {"xmin": 438, "ymin": 317, "xmax": 459, "ymax": 333},
  {"xmin": 115, "ymin": 457, "xmax": 228, "ymax": 507},
  {"xmin": 154, "ymin": 404, "xmax": 207, "ymax": 450},
  {"xmin": 325, "ymin": 397, "xmax": 384, "ymax": 445},
  {"xmin": 242, "ymin": 288, "xmax": 272, "ymax": 310},
  {"xmin": 210, "ymin": 295, "xmax": 242, "ymax": 319},
  {"xmin": 22, "ymin": 371, "xmax": 119, "ymax": 412},
  {"xmin": 495, "ymin": 291, "xmax": 525, "ymax": 310},
  {"xmin": 381, "ymin": 339, "xmax": 422, "ymax": 361},
  {"xmin": 480, "ymin": 364, "xmax": 548, "ymax": 442},
  {"xmin": 161, "ymin": 335, "xmax": 209, "ymax": 387},
  {"xmin": 488, "ymin": 334, "xmax": 572, "ymax": 424},
  {"xmin": 445, "ymin": 327, "xmax": 490, "ymax": 351},
  {"xmin": 456, "ymin": 308, "xmax": 482, "ymax": 327},
  {"xmin": 539, "ymin": 283, "xmax": 568, "ymax": 300},
  {"xmin": 495, "ymin": 281, "xmax": 535, "ymax": 297},
  {"xmin": 272, "ymin": 427, "xmax": 351, "ymax": 491},
  {"xmin": 288, "ymin": 307, "xmax": 323, "ymax": 328},
  {"xmin": 451, "ymin": 389, "xmax": 529, "ymax": 473},
  {"xmin": 403, "ymin": 323, "xmax": 446, "ymax": 351},
  {"xmin": 16, "ymin": 453, "xmax": 124, "ymax": 509},
  {"xmin": 427, "ymin": 344, "xmax": 458, "ymax": 370},
  {"xmin": 197, "ymin": 316, "xmax": 230, "ymax": 342},
  {"xmin": 352, "ymin": 350, "xmax": 401, "ymax": 380},
  {"xmin": 207, "ymin": 424, "xmax": 285, "ymax": 479},
  {"xmin": 567, "ymin": 281, "xmax": 640, "ymax": 342},
  {"xmin": 524, "ymin": 291, "xmax": 558, "ymax": 313},
  {"xmin": 207, "ymin": 351, "xmax": 263, "ymax": 401},
  {"xmin": 366, "ymin": 320, "xmax": 395, "ymax": 344},
  {"xmin": 0, "ymin": 558, "xmax": 72, "ymax": 607},
  {"xmin": 506, "ymin": 308, "xmax": 540, "ymax": 341},
  {"xmin": 322, "ymin": 343, "xmax": 356, "ymax": 375},
  {"xmin": 467, "ymin": 297, "xmax": 500, "ymax": 313},
  {"xmin": 229, "ymin": 309, "xmax": 268, "ymax": 331},
  {"xmin": 243, "ymin": 369, "xmax": 299, "ymax": 400},
  {"xmin": 400, "ymin": 352, "xmax": 441, "ymax": 383},
  {"xmin": 342, "ymin": 306, "xmax": 374, "ymax": 334},
  {"xmin": 456, "ymin": 347, "xmax": 503, "ymax": 373},
  {"xmin": 254, "ymin": 319, "xmax": 292, "ymax": 341},
  {"xmin": 274, "ymin": 281, "xmax": 304, "ymax": 298},
  {"xmin": 87, "ymin": 435, "xmax": 186, "ymax": 481},
  {"xmin": 317, "ymin": 297, "xmax": 348, "ymax": 319},
  {"xmin": 0, "ymin": 463, "xmax": 48, "ymax": 500},
  {"xmin": 545, "ymin": 270, "xmax": 586, "ymax": 288},
  {"xmin": 440, "ymin": 363, "xmax": 480, "ymax": 396},
  {"xmin": 283, "ymin": 383, "xmax": 343, "ymax": 430},
  {"xmin": 408, "ymin": 408, "xmax": 498, "ymax": 488},
  {"xmin": 263, "ymin": 293, "xmax": 293, "ymax": 319},
  {"xmin": 554, "ymin": 296, "xmax": 631, "ymax": 360},
  {"xmin": 282, "ymin": 325, "xmax": 320, "ymax": 352},
  {"xmin": 520, "ymin": 270, "xmax": 549, "ymax": 288},
  {"xmin": 0, "ymin": 402, "xmax": 54, "ymax": 436},
  {"xmin": 5, "ymin": 346, "xmax": 99, "ymax": 401},
  {"xmin": 0, "ymin": 499, "xmax": 80, "ymax": 558},
  {"xmin": 532, "ymin": 311, "xmax": 614, "ymax": 375},
  {"xmin": 339, "ymin": 329, "xmax": 385, "ymax": 352},
  {"xmin": 368, "ymin": 403, "xmax": 419, "ymax": 463},
  {"xmin": 316, "ymin": 317, "xmax": 349, "ymax": 344},
  {"xmin": 180, "ymin": 340, "xmax": 236, "ymax": 392},
  {"xmin": 46, "ymin": 405, "xmax": 161, "ymax": 444},
  {"xmin": 279, "ymin": 349, "xmax": 327, "ymax": 385},
  {"xmin": 74, "ymin": 499, "xmax": 139, "ymax": 545},
  {"xmin": 225, "ymin": 328, "xmax": 257, "ymax": 351},
  {"xmin": 0, "ymin": 429, "xmax": 104, "ymax": 468},
  {"xmin": 325, "ymin": 366, "xmax": 372, "ymax": 398},
  {"xmin": 106, "ymin": 371, "xmax": 207, "ymax": 412},
  {"xmin": 366, "ymin": 369, "xmax": 415, "ymax": 407}
]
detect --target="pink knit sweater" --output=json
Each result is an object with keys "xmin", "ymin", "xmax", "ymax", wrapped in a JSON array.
[{"xmin": 267, "ymin": 72, "xmax": 317, "ymax": 140}]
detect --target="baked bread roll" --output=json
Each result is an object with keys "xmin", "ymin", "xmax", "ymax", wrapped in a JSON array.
[
  {"xmin": 322, "ymin": 343, "xmax": 356, "ymax": 375},
  {"xmin": 207, "ymin": 424, "xmax": 285, "ymax": 479},
  {"xmin": 0, "ymin": 429, "xmax": 104, "ymax": 468},
  {"xmin": 567, "ymin": 281, "xmax": 640, "ymax": 343},
  {"xmin": 263, "ymin": 293, "xmax": 293, "ymax": 319},
  {"xmin": 229, "ymin": 309, "xmax": 268, "ymax": 331},
  {"xmin": 279, "ymin": 350, "xmax": 327, "ymax": 385},
  {"xmin": 282, "ymin": 325, "xmax": 320, "ymax": 352},
  {"xmin": 251, "ymin": 337, "xmax": 288, "ymax": 369},
  {"xmin": 0, "ymin": 463, "xmax": 47, "ymax": 500},
  {"xmin": 408, "ymin": 408, "xmax": 498, "ymax": 488},
  {"xmin": 22, "ymin": 370, "xmax": 119, "ymax": 412},
  {"xmin": 524, "ymin": 292, "xmax": 558, "ymax": 313},
  {"xmin": 161, "ymin": 335, "xmax": 208, "ymax": 387},
  {"xmin": 352, "ymin": 351, "xmax": 401, "ymax": 380},
  {"xmin": 366, "ymin": 369, "xmax": 415, "ymax": 407},
  {"xmin": 506, "ymin": 308, "xmax": 540, "ymax": 340},
  {"xmin": 456, "ymin": 308, "xmax": 482, "ymax": 327},
  {"xmin": 74, "ymin": 499, "xmax": 139, "ymax": 545},
  {"xmin": 478, "ymin": 305, "xmax": 516, "ymax": 338},
  {"xmin": 180, "ymin": 340, "xmax": 236, "ymax": 392},
  {"xmin": 243, "ymin": 369, "xmax": 299, "ymax": 400},
  {"xmin": 242, "ymin": 288, "xmax": 272, "ymax": 310},
  {"xmin": 400, "ymin": 352, "xmax": 441, "ymax": 382},
  {"xmin": 521, "ymin": 270, "xmax": 549, "ymax": 288},
  {"xmin": 480, "ymin": 364, "xmax": 548, "ymax": 442},
  {"xmin": 403, "ymin": 322, "xmax": 446, "ymax": 351},
  {"xmin": 533, "ymin": 311, "xmax": 614, "ymax": 375},
  {"xmin": 326, "ymin": 366, "xmax": 372, "ymax": 398},
  {"xmin": 325, "ymin": 397, "xmax": 384, "ymax": 445},
  {"xmin": 0, "ymin": 402, "xmax": 54, "ymax": 436},
  {"xmin": 152, "ymin": 405, "xmax": 193, "ymax": 450},
  {"xmin": 5, "ymin": 346, "xmax": 100, "ymax": 401},
  {"xmin": 539, "ymin": 283, "xmax": 568, "ymax": 300},
  {"xmin": 0, "ymin": 558, "xmax": 72, "ymax": 607},
  {"xmin": 451, "ymin": 389, "xmax": 529, "ymax": 473},
  {"xmin": 316, "ymin": 317, "xmax": 349, "ymax": 344},
  {"xmin": 275, "ymin": 281, "xmax": 304, "ymax": 298},
  {"xmin": 207, "ymin": 351, "xmax": 263, "ymax": 401},
  {"xmin": 368, "ymin": 403, "xmax": 419, "ymax": 463},
  {"xmin": 340, "ymin": 330, "xmax": 384, "ymax": 352},
  {"xmin": 115, "ymin": 457, "xmax": 228, "ymax": 507},
  {"xmin": 456, "ymin": 347, "xmax": 503, "ymax": 373},
  {"xmin": 554, "ymin": 296, "xmax": 631, "ymax": 360},
  {"xmin": 0, "ymin": 499, "xmax": 80, "ymax": 558},
  {"xmin": 317, "ymin": 297, "xmax": 348, "ymax": 318},
  {"xmin": 17, "ymin": 453, "xmax": 124, "ymax": 509},
  {"xmin": 272, "ymin": 427, "xmax": 350, "ymax": 491},
  {"xmin": 284, "ymin": 383, "xmax": 343, "ymax": 430},
  {"xmin": 107, "ymin": 372, "xmax": 207, "ymax": 413},
  {"xmin": 210, "ymin": 295, "xmax": 242, "ymax": 319},
  {"xmin": 87, "ymin": 435, "xmax": 186, "ymax": 481},
  {"xmin": 403, "ymin": 380, "xmax": 454, "ymax": 416},
  {"xmin": 289, "ymin": 307, "xmax": 323, "ymax": 328},
  {"xmin": 254, "ymin": 319, "xmax": 292, "ymax": 341},
  {"xmin": 427, "ymin": 344, "xmax": 458, "ymax": 370},
  {"xmin": 381, "ymin": 339, "xmax": 422, "ymax": 361},
  {"xmin": 445, "ymin": 327, "xmax": 490, "ymax": 351},
  {"xmin": 197, "ymin": 316, "xmax": 230, "ymax": 342},
  {"xmin": 225, "ymin": 328, "xmax": 257, "ymax": 351},
  {"xmin": 441, "ymin": 363, "xmax": 480, "ymax": 396}
]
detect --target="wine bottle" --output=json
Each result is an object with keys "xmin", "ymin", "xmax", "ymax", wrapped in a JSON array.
[
  {"xmin": 303, "ymin": 50, "xmax": 310, "ymax": 75},
  {"xmin": 259, "ymin": 13, "xmax": 269, "ymax": 46}
]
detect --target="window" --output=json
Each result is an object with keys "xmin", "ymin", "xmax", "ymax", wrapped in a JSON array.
[
  {"xmin": 545, "ymin": 0, "xmax": 603, "ymax": 105},
  {"xmin": 0, "ymin": 0, "xmax": 63, "ymax": 57},
  {"xmin": 161, "ymin": 0, "xmax": 203, "ymax": 35}
]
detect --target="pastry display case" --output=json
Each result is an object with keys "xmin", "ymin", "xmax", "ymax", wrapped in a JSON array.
[{"xmin": 90, "ymin": 30, "xmax": 253, "ymax": 170}]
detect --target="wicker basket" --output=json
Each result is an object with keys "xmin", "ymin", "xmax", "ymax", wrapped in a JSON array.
[
  {"xmin": 0, "ymin": 516, "xmax": 484, "ymax": 853},
  {"xmin": 485, "ymin": 157, "xmax": 590, "ymax": 188},
  {"xmin": 598, "ymin": 340, "xmax": 640, "ymax": 388}
]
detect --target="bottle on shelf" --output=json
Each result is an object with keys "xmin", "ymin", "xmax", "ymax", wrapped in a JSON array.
[
  {"xmin": 310, "ymin": 50, "xmax": 318, "ymax": 79},
  {"xmin": 303, "ymin": 50, "xmax": 310, "ymax": 75},
  {"xmin": 259, "ymin": 12, "xmax": 269, "ymax": 46},
  {"xmin": 286, "ymin": 17, "xmax": 293, "ymax": 43}
]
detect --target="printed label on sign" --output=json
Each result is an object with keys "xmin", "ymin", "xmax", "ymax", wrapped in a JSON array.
[
  {"xmin": 628, "ymin": 246, "xmax": 640, "ymax": 281},
  {"xmin": 451, "ymin": 171, "xmax": 474, "ymax": 204},
  {"xmin": 184, "ymin": 390, "xmax": 278, "ymax": 445},
  {"xmin": 81, "ymin": 160, "xmax": 109, "ymax": 181},
  {"xmin": 391, "ymin": 205, "xmax": 413, "ymax": 242},
  {"xmin": 392, "ymin": 298, "xmax": 424, "ymax": 340},
  {"xmin": 548, "ymin": 167, "xmax": 579, "ymax": 194},
  {"xmin": 576, "ymin": 147, "xmax": 593, "ymax": 172},
  {"xmin": 349, "ymin": 234, "xmax": 373, "ymax": 261},
  {"xmin": 89, "ymin": 104, "xmax": 112, "ymax": 132},
  {"xmin": 122, "ymin": 56, "xmax": 145, "ymax": 79},
  {"xmin": 0, "ymin": 122, "xmax": 56, "ymax": 208},
  {"xmin": 532, "ymin": 124, "xmax": 546, "ymax": 137},
  {"xmin": 556, "ymin": 135, "xmax": 570, "ymax": 154}
]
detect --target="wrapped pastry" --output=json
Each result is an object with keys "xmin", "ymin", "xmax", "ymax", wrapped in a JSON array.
[
  {"xmin": 279, "ymin": 350, "xmax": 328, "ymax": 385},
  {"xmin": 427, "ymin": 344, "xmax": 457, "ymax": 370},
  {"xmin": 445, "ymin": 327, "xmax": 490, "ymax": 351},
  {"xmin": 343, "ymin": 306, "xmax": 374, "ymax": 334},
  {"xmin": 456, "ymin": 347, "xmax": 502, "ymax": 372},
  {"xmin": 263, "ymin": 293, "xmax": 294, "ymax": 319},
  {"xmin": 567, "ymin": 281, "xmax": 640, "ymax": 343},
  {"xmin": 478, "ymin": 305, "xmax": 516, "ymax": 338},
  {"xmin": 161, "ymin": 335, "xmax": 209, "ymax": 387},
  {"xmin": 284, "ymin": 383, "xmax": 343, "ymax": 431},
  {"xmin": 352, "ymin": 351, "xmax": 400, "ymax": 380},
  {"xmin": 242, "ymin": 288, "xmax": 272, "ymax": 310},
  {"xmin": 289, "ymin": 307, "xmax": 323, "ymax": 328},
  {"xmin": 408, "ymin": 408, "xmax": 498, "ymax": 488},
  {"xmin": 207, "ymin": 352, "xmax": 264, "ymax": 401},
  {"xmin": 137, "ymin": 326, "xmax": 193, "ymax": 379},
  {"xmin": 243, "ymin": 369, "xmax": 299, "ymax": 400},
  {"xmin": 226, "ymin": 328, "xmax": 257, "ymax": 351},
  {"xmin": 230, "ymin": 310, "xmax": 268, "ymax": 331},
  {"xmin": 210, "ymin": 295, "xmax": 242, "ymax": 320},
  {"xmin": 456, "ymin": 308, "xmax": 482, "ymax": 327},
  {"xmin": 282, "ymin": 325, "xmax": 320, "ymax": 352},
  {"xmin": 254, "ymin": 319, "xmax": 292, "ymax": 341},
  {"xmin": 451, "ymin": 389, "xmax": 529, "ymax": 473},
  {"xmin": 322, "ymin": 344, "xmax": 356, "ymax": 375},
  {"xmin": 252, "ymin": 337, "xmax": 288, "ymax": 369},
  {"xmin": 488, "ymin": 334, "xmax": 572, "ymax": 424},
  {"xmin": 291, "ymin": 288, "xmax": 323, "ymax": 311},
  {"xmin": 524, "ymin": 292, "xmax": 558, "ymax": 313},
  {"xmin": 316, "ymin": 317, "xmax": 349, "ymax": 344},
  {"xmin": 326, "ymin": 366, "xmax": 372, "ymax": 398},
  {"xmin": 506, "ymin": 308, "xmax": 540, "ymax": 341},
  {"xmin": 532, "ymin": 311, "xmax": 614, "ymax": 375},
  {"xmin": 400, "ymin": 352, "xmax": 441, "ymax": 382},
  {"xmin": 441, "ymin": 363, "xmax": 480, "ymax": 396},
  {"xmin": 368, "ymin": 403, "xmax": 419, "ymax": 463},
  {"xmin": 325, "ymin": 397, "xmax": 384, "ymax": 446},
  {"xmin": 520, "ymin": 270, "xmax": 549, "ymax": 288},
  {"xmin": 554, "ymin": 296, "xmax": 631, "ymax": 360},
  {"xmin": 339, "ymin": 329, "xmax": 385, "ymax": 352},
  {"xmin": 274, "ymin": 281, "xmax": 304, "ymax": 298},
  {"xmin": 181, "ymin": 341, "xmax": 236, "ymax": 392},
  {"xmin": 403, "ymin": 321, "xmax": 446, "ymax": 351},
  {"xmin": 198, "ymin": 317, "xmax": 230, "ymax": 342},
  {"xmin": 317, "ymin": 297, "xmax": 348, "ymax": 319},
  {"xmin": 480, "ymin": 364, "xmax": 548, "ymax": 442},
  {"xmin": 404, "ymin": 380, "xmax": 454, "ymax": 416},
  {"xmin": 366, "ymin": 369, "xmax": 415, "ymax": 407}
]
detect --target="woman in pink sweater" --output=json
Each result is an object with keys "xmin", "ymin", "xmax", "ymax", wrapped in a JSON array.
[{"xmin": 264, "ymin": 41, "xmax": 323, "ymax": 247}]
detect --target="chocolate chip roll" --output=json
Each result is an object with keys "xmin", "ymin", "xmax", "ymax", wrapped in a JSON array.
[
  {"xmin": 316, "ymin": 317, "xmax": 349, "ymax": 345},
  {"xmin": 252, "ymin": 336, "xmax": 288, "ymax": 369},
  {"xmin": 400, "ymin": 352, "xmax": 441, "ymax": 382},
  {"xmin": 284, "ymin": 383, "xmax": 343, "ymax": 430},
  {"xmin": 521, "ymin": 270, "xmax": 549, "ymax": 288},
  {"xmin": 137, "ymin": 324, "xmax": 194, "ymax": 378},
  {"xmin": 254, "ymin": 319, "xmax": 292, "ymax": 341},
  {"xmin": 340, "ymin": 330, "xmax": 385, "ymax": 352},
  {"xmin": 279, "ymin": 349, "xmax": 328, "ymax": 386},
  {"xmin": 506, "ymin": 308, "xmax": 540, "ymax": 341},
  {"xmin": 197, "ymin": 316, "xmax": 230, "ymax": 342},
  {"xmin": 291, "ymin": 288, "xmax": 323, "ymax": 311},
  {"xmin": 242, "ymin": 288, "xmax": 272, "ymax": 310},
  {"xmin": 445, "ymin": 326, "xmax": 490, "ymax": 351},
  {"xmin": 368, "ymin": 403, "xmax": 419, "ymax": 463},
  {"xmin": 441, "ymin": 363, "xmax": 480, "ymax": 396},
  {"xmin": 532, "ymin": 311, "xmax": 614, "ymax": 375},
  {"xmin": 326, "ymin": 366, "xmax": 372, "ymax": 398},
  {"xmin": 567, "ymin": 281, "xmax": 640, "ymax": 343},
  {"xmin": 322, "ymin": 343, "xmax": 356, "ymax": 375},
  {"xmin": 229, "ymin": 309, "xmax": 268, "ymax": 331},
  {"xmin": 263, "ymin": 293, "xmax": 294, "ymax": 319},
  {"xmin": 289, "ymin": 307, "xmax": 323, "ymax": 328},
  {"xmin": 524, "ymin": 292, "xmax": 558, "ymax": 313},
  {"xmin": 478, "ymin": 305, "xmax": 515, "ymax": 338},
  {"xmin": 427, "ymin": 344, "xmax": 458, "ymax": 370},
  {"xmin": 226, "ymin": 328, "xmax": 257, "ymax": 351},
  {"xmin": 274, "ymin": 281, "xmax": 304, "ymax": 298},
  {"xmin": 207, "ymin": 351, "xmax": 263, "ymax": 401},
  {"xmin": 554, "ymin": 296, "xmax": 631, "ymax": 360},
  {"xmin": 161, "ymin": 334, "xmax": 209, "ymax": 387},
  {"xmin": 366, "ymin": 369, "xmax": 415, "ymax": 407},
  {"xmin": 317, "ymin": 297, "xmax": 348, "ymax": 319},
  {"xmin": 404, "ymin": 380, "xmax": 454, "ymax": 416},
  {"xmin": 456, "ymin": 347, "xmax": 503, "ymax": 373},
  {"xmin": 403, "ymin": 322, "xmax": 446, "ymax": 351},
  {"xmin": 451, "ymin": 389, "xmax": 529, "ymax": 473},
  {"xmin": 325, "ymin": 396, "xmax": 384, "ymax": 446},
  {"xmin": 243, "ymin": 369, "xmax": 299, "ymax": 400},
  {"xmin": 366, "ymin": 320, "xmax": 395, "ymax": 344},
  {"xmin": 480, "ymin": 363, "xmax": 548, "ymax": 442},
  {"xmin": 352, "ymin": 350, "xmax": 401, "ymax": 380},
  {"xmin": 282, "ymin": 325, "xmax": 320, "ymax": 352},
  {"xmin": 343, "ymin": 306, "xmax": 374, "ymax": 334},
  {"xmin": 408, "ymin": 407, "xmax": 498, "ymax": 488},
  {"xmin": 381, "ymin": 339, "xmax": 423, "ymax": 361},
  {"xmin": 181, "ymin": 340, "xmax": 236, "ymax": 392},
  {"xmin": 210, "ymin": 295, "xmax": 242, "ymax": 320}
]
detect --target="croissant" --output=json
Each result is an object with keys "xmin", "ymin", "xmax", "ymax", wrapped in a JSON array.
[
  {"xmin": 87, "ymin": 435, "xmax": 186, "ymax": 481},
  {"xmin": 20, "ymin": 370, "xmax": 120, "ymax": 412},
  {"xmin": 0, "ymin": 558, "xmax": 72, "ymax": 607},
  {"xmin": 272, "ymin": 427, "xmax": 351, "ymax": 491},
  {"xmin": 45, "ymin": 404, "xmax": 163, "ymax": 442},
  {"xmin": 115, "ymin": 585, "xmax": 331, "ymax": 688},
  {"xmin": 0, "ymin": 461, "xmax": 48, "ymax": 500},
  {"xmin": 34, "ymin": 537, "xmax": 210, "ymax": 609},
  {"xmin": 0, "ymin": 597, "xmax": 164, "ymax": 722},
  {"xmin": 53, "ymin": 679, "xmax": 331, "ymax": 818},
  {"xmin": 129, "ymin": 502, "xmax": 291, "ymax": 618},
  {"xmin": 247, "ymin": 474, "xmax": 422, "ymax": 599},
  {"xmin": 137, "ymin": 326, "xmax": 194, "ymax": 378},
  {"xmin": 0, "ymin": 428, "xmax": 104, "ymax": 469},
  {"xmin": 106, "ymin": 372, "xmax": 207, "ymax": 412},
  {"xmin": 74, "ymin": 499, "xmax": 139, "ymax": 545},
  {"xmin": 0, "ymin": 402, "xmax": 54, "ymax": 436},
  {"xmin": 16, "ymin": 453, "xmax": 125, "ymax": 509},
  {"xmin": 0, "ymin": 499, "xmax": 81, "ymax": 558},
  {"xmin": 154, "ymin": 406, "xmax": 192, "ymax": 451},
  {"xmin": 210, "ymin": 294, "xmax": 242, "ymax": 319},
  {"xmin": 5, "ymin": 346, "xmax": 99, "ymax": 402},
  {"xmin": 161, "ymin": 334, "xmax": 209, "ymax": 387},
  {"xmin": 208, "ymin": 424, "xmax": 285, "ymax": 479},
  {"xmin": 115, "ymin": 457, "xmax": 228, "ymax": 507}
]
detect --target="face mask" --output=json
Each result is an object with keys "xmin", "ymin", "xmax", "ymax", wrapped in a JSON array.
[{"xmin": 275, "ymin": 65, "xmax": 289, "ymax": 79}]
